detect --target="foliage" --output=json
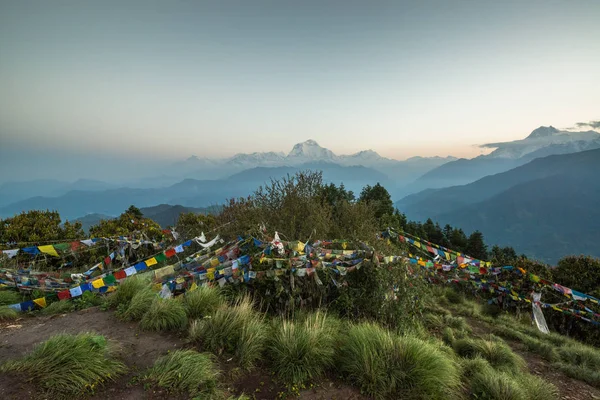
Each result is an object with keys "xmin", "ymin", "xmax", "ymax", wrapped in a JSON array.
[
  {"xmin": 89, "ymin": 206, "xmax": 164, "ymax": 242},
  {"xmin": 553, "ymin": 255, "xmax": 600, "ymax": 296},
  {"xmin": 0, "ymin": 333, "xmax": 126, "ymax": 397},
  {"xmin": 0, "ymin": 210, "xmax": 84, "ymax": 245},
  {"xmin": 0, "ymin": 305, "xmax": 18, "ymax": 321},
  {"xmin": 466, "ymin": 230, "xmax": 488, "ymax": 260},
  {"xmin": 338, "ymin": 322, "xmax": 461, "ymax": 399},
  {"xmin": 183, "ymin": 286, "xmax": 224, "ymax": 320},
  {"xmin": 358, "ymin": 183, "xmax": 394, "ymax": 221},
  {"xmin": 145, "ymin": 350, "xmax": 220, "ymax": 397},
  {"xmin": 140, "ymin": 297, "xmax": 188, "ymax": 332},
  {"xmin": 175, "ymin": 212, "xmax": 217, "ymax": 241},
  {"xmin": 189, "ymin": 296, "xmax": 267, "ymax": 370},
  {"xmin": 117, "ymin": 287, "xmax": 156, "ymax": 321},
  {"xmin": 41, "ymin": 300, "xmax": 75, "ymax": 316},
  {"xmin": 0, "ymin": 290, "xmax": 22, "ymax": 306},
  {"xmin": 268, "ymin": 311, "xmax": 339, "ymax": 386}
]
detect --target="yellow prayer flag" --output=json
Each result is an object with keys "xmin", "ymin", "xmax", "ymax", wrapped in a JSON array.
[
  {"xmin": 33, "ymin": 297, "xmax": 47, "ymax": 308},
  {"xmin": 189, "ymin": 282, "xmax": 198, "ymax": 292},
  {"xmin": 107, "ymin": 286, "xmax": 118, "ymax": 293},
  {"xmin": 38, "ymin": 245, "xmax": 59, "ymax": 257},
  {"xmin": 210, "ymin": 258, "xmax": 220, "ymax": 267},
  {"xmin": 296, "ymin": 241, "xmax": 305, "ymax": 253},
  {"xmin": 145, "ymin": 257, "xmax": 158, "ymax": 267},
  {"xmin": 342, "ymin": 242, "xmax": 347, "ymax": 250},
  {"xmin": 92, "ymin": 278, "xmax": 105, "ymax": 289}
]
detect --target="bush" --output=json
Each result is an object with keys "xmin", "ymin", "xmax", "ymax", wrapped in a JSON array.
[
  {"xmin": 0, "ymin": 305, "xmax": 18, "ymax": 321},
  {"xmin": 41, "ymin": 300, "xmax": 75, "ymax": 316},
  {"xmin": 183, "ymin": 286, "xmax": 224, "ymax": 319},
  {"xmin": 0, "ymin": 333, "xmax": 126, "ymax": 396},
  {"xmin": 338, "ymin": 322, "xmax": 461, "ymax": 399},
  {"xmin": 453, "ymin": 338, "xmax": 525, "ymax": 372},
  {"xmin": 118, "ymin": 288, "xmax": 156, "ymax": 321},
  {"xmin": 145, "ymin": 349, "xmax": 220, "ymax": 397},
  {"xmin": 108, "ymin": 275, "xmax": 150, "ymax": 308},
  {"xmin": 189, "ymin": 296, "xmax": 267, "ymax": 370},
  {"xmin": 140, "ymin": 297, "xmax": 188, "ymax": 332},
  {"xmin": 0, "ymin": 290, "xmax": 22, "ymax": 306},
  {"xmin": 268, "ymin": 311, "xmax": 339, "ymax": 386}
]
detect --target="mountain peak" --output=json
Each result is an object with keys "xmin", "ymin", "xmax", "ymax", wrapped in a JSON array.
[
  {"xmin": 527, "ymin": 126, "xmax": 560, "ymax": 139},
  {"xmin": 287, "ymin": 140, "xmax": 336, "ymax": 161}
]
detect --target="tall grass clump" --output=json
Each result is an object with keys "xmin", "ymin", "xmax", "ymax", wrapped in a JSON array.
[
  {"xmin": 557, "ymin": 343, "xmax": 600, "ymax": 370},
  {"xmin": 515, "ymin": 374, "xmax": 559, "ymax": 400},
  {"xmin": 0, "ymin": 290, "xmax": 22, "ymax": 306},
  {"xmin": 338, "ymin": 322, "xmax": 461, "ymax": 399},
  {"xmin": 145, "ymin": 349, "xmax": 220, "ymax": 397},
  {"xmin": 470, "ymin": 371, "xmax": 525, "ymax": 400},
  {"xmin": 117, "ymin": 287, "xmax": 156, "ymax": 321},
  {"xmin": 140, "ymin": 297, "xmax": 187, "ymax": 332},
  {"xmin": 189, "ymin": 296, "xmax": 267, "ymax": 370},
  {"xmin": 452, "ymin": 337, "xmax": 525, "ymax": 372},
  {"xmin": 0, "ymin": 305, "xmax": 18, "ymax": 321},
  {"xmin": 40, "ymin": 300, "xmax": 75, "ymax": 316},
  {"xmin": 444, "ymin": 287, "xmax": 464, "ymax": 304},
  {"xmin": 108, "ymin": 275, "xmax": 150, "ymax": 308},
  {"xmin": 268, "ymin": 311, "xmax": 339, "ymax": 386},
  {"xmin": 0, "ymin": 332, "xmax": 126, "ymax": 397},
  {"xmin": 183, "ymin": 286, "xmax": 224, "ymax": 319}
]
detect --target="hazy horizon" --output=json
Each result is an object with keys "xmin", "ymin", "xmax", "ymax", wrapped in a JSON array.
[{"xmin": 1, "ymin": 0, "xmax": 599, "ymax": 182}]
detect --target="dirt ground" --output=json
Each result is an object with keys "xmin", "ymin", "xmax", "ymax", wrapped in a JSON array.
[{"xmin": 0, "ymin": 307, "xmax": 365, "ymax": 400}]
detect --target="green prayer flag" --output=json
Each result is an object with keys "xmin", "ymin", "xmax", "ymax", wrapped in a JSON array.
[{"xmin": 155, "ymin": 253, "xmax": 167, "ymax": 262}]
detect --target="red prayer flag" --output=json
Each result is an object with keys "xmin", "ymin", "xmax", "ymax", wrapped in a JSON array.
[
  {"xmin": 104, "ymin": 256, "xmax": 111, "ymax": 266},
  {"xmin": 70, "ymin": 241, "xmax": 82, "ymax": 251},
  {"xmin": 165, "ymin": 248, "xmax": 176, "ymax": 258},
  {"xmin": 57, "ymin": 290, "xmax": 71, "ymax": 300},
  {"xmin": 114, "ymin": 270, "xmax": 127, "ymax": 280}
]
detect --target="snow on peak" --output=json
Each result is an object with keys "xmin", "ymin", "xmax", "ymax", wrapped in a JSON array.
[
  {"xmin": 527, "ymin": 126, "xmax": 560, "ymax": 139},
  {"xmin": 287, "ymin": 140, "xmax": 337, "ymax": 161}
]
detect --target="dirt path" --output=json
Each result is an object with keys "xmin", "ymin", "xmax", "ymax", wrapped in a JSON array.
[
  {"xmin": 0, "ymin": 308, "xmax": 364, "ymax": 400},
  {"xmin": 464, "ymin": 316, "xmax": 600, "ymax": 400}
]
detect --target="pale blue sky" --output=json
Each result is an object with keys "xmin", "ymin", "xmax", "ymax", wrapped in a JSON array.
[{"xmin": 1, "ymin": 0, "xmax": 599, "ymax": 165}]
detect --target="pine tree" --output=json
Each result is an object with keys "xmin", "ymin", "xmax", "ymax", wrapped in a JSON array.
[{"xmin": 466, "ymin": 231, "xmax": 488, "ymax": 260}]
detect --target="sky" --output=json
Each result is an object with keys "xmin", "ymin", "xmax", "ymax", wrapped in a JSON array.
[{"xmin": 1, "ymin": 0, "xmax": 599, "ymax": 179}]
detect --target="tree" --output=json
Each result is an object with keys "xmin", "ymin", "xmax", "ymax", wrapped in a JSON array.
[
  {"xmin": 359, "ymin": 183, "xmax": 394, "ymax": 221},
  {"xmin": 490, "ymin": 245, "xmax": 518, "ymax": 266},
  {"xmin": 176, "ymin": 212, "xmax": 217, "ymax": 241},
  {"xmin": 126, "ymin": 205, "xmax": 144, "ymax": 219},
  {"xmin": 449, "ymin": 228, "xmax": 468, "ymax": 252},
  {"xmin": 89, "ymin": 207, "xmax": 164, "ymax": 241},
  {"xmin": 466, "ymin": 231, "xmax": 488, "ymax": 260},
  {"xmin": 552, "ymin": 255, "xmax": 600, "ymax": 296},
  {"xmin": 0, "ymin": 210, "xmax": 84, "ymax": 244}
]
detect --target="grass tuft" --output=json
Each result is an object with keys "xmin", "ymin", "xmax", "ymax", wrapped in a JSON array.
[
  {"xmin": 268, "ymin": 311, "xmax": 339, "ymax": 386},
  {"xmin": 453, "ymin": 337, "xmax": 525, "ymax": 372},
  {"xmin": 189, "ymin": 296, "xmax": 267, "ymax": 370},
  {"xmin": 0, "ymin": 305, "xmax": 18, "ymax": 321},
  {"xmin": 117, "ymin": 288, "xmax": 156, "ymax": 321},
  {"xmin": 0, "ymin": 290, "xmax": 22, "ymax": 306},
  {"xmin": 183, "ymin": 286, "xmax": 224, "ymax": 319},
  {"xmin": 145, "ymin": 349, "xmax": 220, "ymax": 396},
  {"xmin": 140, "ymin": 297, "xmax": 188, "ymax": 332},
  {"xmin": 107, "ymin": 275, "xmax": 150, "ymax": 308},
  {"xmin": 0, "ymin": 332, "xmax": 126, "ymax": 397},
  {"xmin": 338, "ymin": 322, "xmax": 461, "ymax": 399},
  {"xmin": 470, "ymin": 370, "xmax": 525, "ymax": 400},
  {"xmin": 40, "ymin": 300, "xmax": 75, "ymax": 316},
  {"xmin": 516, "ymin": 374, "xmax": 559, "ymax": 400}
]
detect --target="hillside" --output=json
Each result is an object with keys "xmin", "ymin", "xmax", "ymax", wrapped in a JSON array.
[{"xmin": 397, "ymin": 149, "xmax": 600, "ymax": 263}]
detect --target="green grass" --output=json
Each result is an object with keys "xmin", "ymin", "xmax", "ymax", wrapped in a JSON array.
[
  {"xmin": 140, "ymin": 297, "xmax": 188, "ymax": 332},
  {"xmin": 145, "ymin": 349, "xmax": 220, "ymax": 397},
  {"xmin": 183, "ymin": 286, "xmax": 224, "ymax": 319},
  {"xmin": 0, "ymin": 290, "xmax": 22, "ymax": 306},
  {"xmin": 444, "ymin": 288, "xmax": 464, "ymax": 304},
  {"xmin": 338, "ymin": 322, "xmax": 461, "ymax": 399},
  {"xmin": 470, "ymin": 370, "xmax": 525, "ymax": 400},
  {"xmin": 553, "ymin": 362, "xmax": 600, "ymax": 388},
  {"xmin": 557, "ymin": 343, "xmax": 600, "ymax": 370},
  {"xmin": 452, "ymin": 337, "xmax": 525, "ymax": 372},
  {"xmin": 117, "ymin": 287, "xmax": 156, "ymax": 321},
  {"xmin": 107, "ymin": 275, "xmax": 150, "ymax": 308},
  {"xmin": 0, "ymin": 332, "xmax": 126, "ymax": 397},
  {"xmin": 268, "ymin": 311, "xmax": 339, "ymax": 386},
  {"xmin": 189, "ymin": 296, "xmax": 267, "ymax": 370},
  {"xmin": 40, "ymin": 300, "xmax": 75, "ymax": 316},
  {"xmin": 516, "ymin": 374, "xmax": 559, "ymax": 400},
  {"xmin": 0, "ymin": 305, "xmax": 18, "ymax": 321}
]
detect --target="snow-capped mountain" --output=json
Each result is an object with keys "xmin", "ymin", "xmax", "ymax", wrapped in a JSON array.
[
  {"xmin": 286, "ymin": 139, "xmax": 338, "ymax": 163},
  {"xmin": 481, "ymin": 126, "xmax": 600, "ymax": 159},
  {"xmin": 228, "ymin": 151, "xmax": 286, "ymax": 167}
]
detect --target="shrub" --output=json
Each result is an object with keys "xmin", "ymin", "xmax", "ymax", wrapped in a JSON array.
[
  {"xmin": 0, "ymin": 332, "xmax": 126, "ymax": 396},
  {"xmin": 268, "ymin": 311, "xmax": 339, "ymax": 386},
  {"xmin": 0, "ymin": 305, "xmax": 18, "ymax": 321},
  {"xmin": 145, "ymin": 349, "xmax": 220, "ymax": 397},
  {"xmin": 183, "ymin": 286, "xmax": 224, "ymax": 319},
  {"xmin": 118, "ymin": 288, "xmax": 156, "ymax": 321},
  {"xmin": 453, "ymin": 338, "xmax": 525, "ymax": 372},
  {"xmin": 189, "ymin": 296, "xmax": 267, "ymax": 370},
  {"xmin": 140, "ymin": 297, "xmax": 187, "ymax": 332},
  {"xmin": 0, "ymin": 290, "xmax": 22, "ymax": 306},
  {"xmin": 41, "ymin": 300, "xmax": 75, "ymax": 316},
  {"xmin": 107, "ymin": 275, "xmax": 150, "ymax": 308},
  {"xmin": 338, "ymin": 322, "xmax": 461, "ymax": 399}
]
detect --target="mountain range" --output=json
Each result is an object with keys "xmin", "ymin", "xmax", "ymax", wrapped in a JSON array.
[{"xmin": 396, "ymin": 148, "xmax": 600, "ymax": 263}]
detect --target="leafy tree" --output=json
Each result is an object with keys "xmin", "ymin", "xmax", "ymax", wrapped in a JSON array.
[
  {"xmin": 466, "ymin": 231, "xmax": 488, "ymax": 260},
  {"xmin": 490, "ymin": 245, "xmax": 518, "ymax": 266},
  {"xmin": 0, "ymin": 210, "xmax": 84, "ymax": 244},
  {"xmin": 552, "ymin": 255, "xmax": 600, "ymax": 296},
  {"xmin": 176, "ymin": 213, "xmax": 217, "ymax": 241},
  {"xmin": 358, "ymin": 183, "xmax": 394, "ymax": 221},
  {"xmin": 89, "ymin": 207, "xmax": 164, "ymax": 241},
  {"xmin": 126, "ymin": 205, "xmax": 144, "ymax": 219}
]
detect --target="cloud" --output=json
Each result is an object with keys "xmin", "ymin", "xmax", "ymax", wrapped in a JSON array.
[{"xmin": 575, "ymin": 120, "xmax": 600, "ymax": 129}]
